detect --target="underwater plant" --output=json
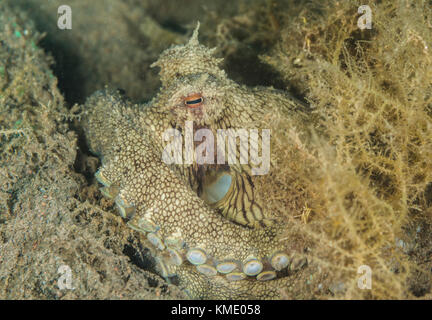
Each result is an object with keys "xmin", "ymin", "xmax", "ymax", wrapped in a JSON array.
[{"xmin": 261, "ymin": 0, "xmax": 432, "ymax": 298}]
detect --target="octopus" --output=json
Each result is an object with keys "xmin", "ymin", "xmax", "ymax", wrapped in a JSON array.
[{"xmin": 81, "ymin": 23, "xmax": 310, "ymax": 299}]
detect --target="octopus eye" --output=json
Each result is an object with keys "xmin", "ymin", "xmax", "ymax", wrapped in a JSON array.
[{"xmin": 184, "ymin": 93, "xmax": 203, "ymax": 108}]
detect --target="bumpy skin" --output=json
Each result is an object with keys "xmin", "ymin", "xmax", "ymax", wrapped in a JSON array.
[{"xmin": 81, "ymin": 24, "xmax": 308, "ymax": 299}]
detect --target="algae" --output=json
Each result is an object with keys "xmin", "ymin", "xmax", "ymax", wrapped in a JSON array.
[{"xmin": 261, "ymin": 0, "xmax": 432, "ymax": 299}]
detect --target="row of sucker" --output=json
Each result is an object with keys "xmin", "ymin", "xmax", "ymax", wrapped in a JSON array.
[{"xmin": 95, "ymin": 169, "xmax": 308, "ymax": 282}]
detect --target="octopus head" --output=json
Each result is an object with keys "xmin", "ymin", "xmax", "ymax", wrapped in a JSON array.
[
  {"xmin": 150, "ymin": 22, "xmax": 233, "ymax": 127},
  {"xmin": 158, "ymin": 73, "xmax": 228, "ymax": 127},
  {"xmin": 151, "ymin": 22, "xmax": 227, "ymax": 88}
]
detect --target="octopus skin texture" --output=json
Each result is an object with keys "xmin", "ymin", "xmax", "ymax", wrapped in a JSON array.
[{"xmin": 81, "ymin": 23, "xmax": 309, "ymax": 299}]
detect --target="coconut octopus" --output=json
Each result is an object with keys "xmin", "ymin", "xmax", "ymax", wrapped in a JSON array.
[{"xmin": 81, "ymin": 23, "xmax": 310, "ymax": 299}]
